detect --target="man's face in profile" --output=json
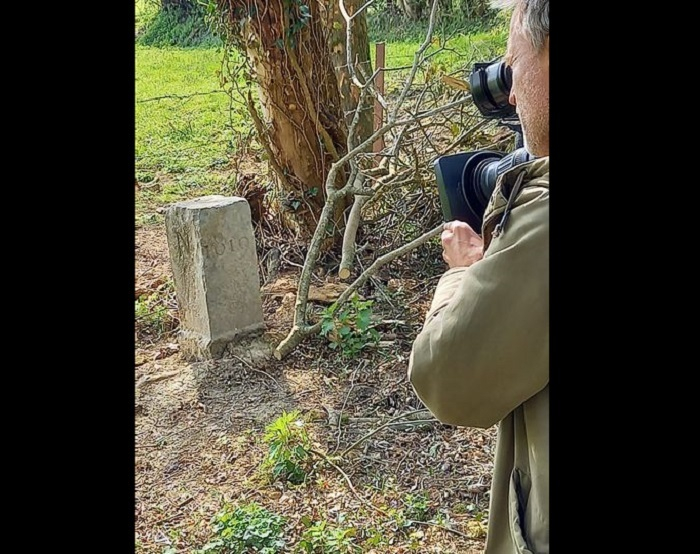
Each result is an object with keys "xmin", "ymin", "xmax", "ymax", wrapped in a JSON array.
[{"xmin": 504, "ymin": 7, "xmax": 549, "ymax": 157}]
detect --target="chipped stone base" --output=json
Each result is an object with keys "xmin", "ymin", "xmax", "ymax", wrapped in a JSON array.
[{"xmin": 178, "ymin": 323, "xmax": 266, "ymax": 362}]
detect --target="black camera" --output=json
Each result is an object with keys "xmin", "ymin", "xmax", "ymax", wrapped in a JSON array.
[{"xmin": 434, "ymin": 60, "xmax": 534, "ymax": 233}]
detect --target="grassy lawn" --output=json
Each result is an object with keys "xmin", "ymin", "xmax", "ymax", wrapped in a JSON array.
[{"xmin": 135, "ymin": 46, "xmax": 239, "ymax": 179}]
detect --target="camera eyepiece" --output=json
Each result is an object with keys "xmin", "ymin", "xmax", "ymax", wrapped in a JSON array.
[{"xmin": 469, "ymin": 60, "xmax": 515, "ymax": 119}]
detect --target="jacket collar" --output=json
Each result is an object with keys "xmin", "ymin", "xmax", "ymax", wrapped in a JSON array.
[
  {"xmin": 499, "ymin": 156, "xmax": 549, "ymax": 193},
  {"xmin": 481, "ymin": 156, "xmax": 549, "ymax": 241}
]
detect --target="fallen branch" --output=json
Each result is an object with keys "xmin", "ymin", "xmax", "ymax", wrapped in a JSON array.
[
  {"xmin": 273, "ymin": 0, "xmax": 475, "ymax": 359},
  {"xmin": 135, "ymin": 370, "xmax": 180, "ymax": 389},
  {"xmin": 340, "ymin": 408, "xmax": 430, "ymax": 458},
  {"xmin": 310, "ymin": 448, "xmax": 389, "ymax": 517},
  {"xmin": 311, "ymin": 447, "xmax": 468, "ymax": 539},
  {"xmin": 231, "ymin": 354, "xmax": 279, "ymax": 388},
  {"xmin": 408, "ymin": 519, "xmax": 469, "ymax": 539}
]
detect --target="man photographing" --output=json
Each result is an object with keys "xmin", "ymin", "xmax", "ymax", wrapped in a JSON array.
[{"xmin": 408, "ymin": 1, "xmax": 549, "ymax": 552}]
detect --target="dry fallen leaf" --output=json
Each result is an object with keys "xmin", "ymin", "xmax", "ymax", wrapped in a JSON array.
[
  {"xmin": 441, "ymin": 74, "xmax": 470, "ymax": 91},
  {"xmin": 154, "ymin": 343, "xmax": 180, "ymax": 360}
]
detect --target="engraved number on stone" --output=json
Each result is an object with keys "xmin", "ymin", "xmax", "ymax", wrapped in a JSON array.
[{"xmin": 203, "ymin": 236, "xmax": 250, "ymax": 257}]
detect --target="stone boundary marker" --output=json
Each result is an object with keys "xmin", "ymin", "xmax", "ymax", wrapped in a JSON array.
[{"xmin": 165, "ymin": 196, "xmax": 265, "ymax": 361}]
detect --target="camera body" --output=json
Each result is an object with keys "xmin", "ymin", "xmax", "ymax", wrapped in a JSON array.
[{"xmin": 435, "ymin": 60, "xmax": 534, "ymax": 233}]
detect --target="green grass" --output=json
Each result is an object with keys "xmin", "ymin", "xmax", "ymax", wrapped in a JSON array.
[
  {"xmin": 135, "ymin": 45, "xmax": 254, "ymax": 222},
  {"xmin": 135, "ymin": 45, "xmax": 237, "ymax": 173},
  {"xmin": 136, "ymin": 52, "xmax": 247, "ymax": 152}
]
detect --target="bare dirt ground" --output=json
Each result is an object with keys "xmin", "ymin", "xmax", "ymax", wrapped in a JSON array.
[{"xmin": 135, "ymin": 222, "xmax": 497, "ymax": 553}]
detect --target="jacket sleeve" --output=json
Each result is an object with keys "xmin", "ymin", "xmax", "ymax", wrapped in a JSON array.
[{"xmin": 408, "ymin": 187, "xmax": 549, "ymax": 428}]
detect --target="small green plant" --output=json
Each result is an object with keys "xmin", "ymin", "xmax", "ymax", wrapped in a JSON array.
[
  {"xmin": 386, "ymin": 506, "xmax": 411, "ymax": 532},
  {"xmin": 198, "ymin": 503, "xmax": 286, "ymax": 554},
  {"xmin": 135, "ymin": 293, "xmax": 174, "ymax": 335},
  {"xmin": 320, "ymin": 295, "xmax": 380, "ymax": 358},
  {"xmin": 362, "ymin": 526, "xmax": 387, "ymax": 549},
  {"xmin": 262, "ymin": 410, "xmax": 312, "ymax": 485},
  {"xmin": 296, "ymin": 520, "xmax": 360, "ymax": 554},
  {"xmin": 403, "ymin": 492, "xmax": 431, "ymax": 522}
]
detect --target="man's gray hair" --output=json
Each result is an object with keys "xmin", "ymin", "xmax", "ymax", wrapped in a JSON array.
[{"xmin": 491, "ymin": 0, "xmax": 549, "ymax": 50}]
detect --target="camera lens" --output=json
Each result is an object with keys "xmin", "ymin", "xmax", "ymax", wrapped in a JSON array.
[
  {"xmin": 461, "ymin": 151, "xmax": 505, "ymax": 231},
  {"xmin": 469, "ymin": 60, "xmax": 516, "ymax": 119},
  {"xmin": 461, "ymin": 148, "xmax": 534, "ymax": 232}
]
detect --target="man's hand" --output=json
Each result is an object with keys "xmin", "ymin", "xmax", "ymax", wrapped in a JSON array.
[{"xmin": 441, "ymin": 220, "xmax": 484, "ymax": 269}]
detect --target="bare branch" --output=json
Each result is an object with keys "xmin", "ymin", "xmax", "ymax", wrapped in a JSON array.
[
  {"xmin": 339, "ymin": 180, "xmax": 369, "ymax": 280},
  {"xmin": 348, "ymin": 0, "xmax": 375, "ymax": 20},
  {"xmin": 339, "ymin": 0, "xmax": 367, "ymax": 89},
  {"xmin": 339, "ymin": 1, "xmax": 389, "ymax": 114},
  {"xmin": 277, "ymin": 91, "xmax": 469, "ymax": 348},
  {"xmin": 340, "ymin": 409, "xmax": 431, "ymax": 457},
  {"xmin": 390, "ymin": 0, "xmax": 441, "ymax": 123},
  {"xmin": 341, "ymin": 95, "xmax": 473, "ymax": 170},
  {"xmin": 334, "ymin": 223, "xmax": 443, "ymax": 310}
]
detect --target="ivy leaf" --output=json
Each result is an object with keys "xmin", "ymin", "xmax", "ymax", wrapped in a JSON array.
[
  {"xmin": 321, "ymin": 319, "xmax": 335, "ymax": 335},
  {"xmin": 356, "ymin": 309, "xmax": 371, "ymax": 331}
]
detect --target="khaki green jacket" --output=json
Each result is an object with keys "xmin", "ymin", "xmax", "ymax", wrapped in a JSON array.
[{"xmin": 408, "ymin": 157, "xmax": 549, "ymax": 553}]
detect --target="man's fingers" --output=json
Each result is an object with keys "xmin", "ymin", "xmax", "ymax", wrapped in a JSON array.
[{"xmin": 444, "ymin": 220, "xmax": 478, "ymax": 234}]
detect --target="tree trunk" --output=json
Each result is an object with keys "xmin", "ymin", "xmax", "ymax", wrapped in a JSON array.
[
  {"xmin": 327, "ymin": 0, "xmax": 374, "ymax": 148},
  {"xmin": 218, "ymin": 1, "xmax": 350, "ymax": 244},
  {"xmin": 399, "ymin": 0, "xmax": 426, "ymax": 20}
]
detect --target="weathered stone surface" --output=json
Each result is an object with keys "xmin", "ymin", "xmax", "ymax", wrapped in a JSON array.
[{"xmin": 165, "ymin": 196, "xmax": 264, "ymax": 360}]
